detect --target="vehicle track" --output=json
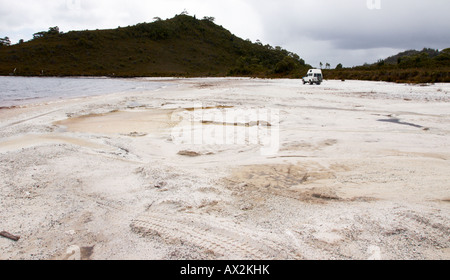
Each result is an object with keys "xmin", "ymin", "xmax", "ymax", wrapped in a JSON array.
[{"xmin": 131, "ymin": 211, "xmax": 302, "ymax": 259}]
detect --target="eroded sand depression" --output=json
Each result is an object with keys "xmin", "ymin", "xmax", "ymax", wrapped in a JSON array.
[{"xmin": 54, "ymin": 109, "xmax": 178, "ymax": 135}]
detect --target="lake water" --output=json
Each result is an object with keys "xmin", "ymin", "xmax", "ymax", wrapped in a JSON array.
[{"xmin": 0, "ymin": 76, "xmax": 170, "ymax": 108}]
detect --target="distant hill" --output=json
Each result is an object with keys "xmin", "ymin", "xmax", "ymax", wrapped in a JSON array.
[
  {"xmin": 381, "ymin": 48, "xmax": 441, "ymax": 65},
  {"xmin": 0, "ymin": 15, "xmax": 310, "ymax": 78},
  {"xmin": 325, "ymin": 48, "xmax": 450, "ymax": 83}
]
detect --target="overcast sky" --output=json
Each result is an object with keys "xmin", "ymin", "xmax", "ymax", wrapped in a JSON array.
[{"xmin": 1, "ymin": 0, "xmax": 449, "ymax": 67}]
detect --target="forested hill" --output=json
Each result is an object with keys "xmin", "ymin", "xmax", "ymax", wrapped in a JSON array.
[
  {"xmin": 325, "ymin": 48, "xmax": 450, "ymax": 83},
  {"xmin": 0, "ymin": 15, "xmax": 310, "ymax": 78}
]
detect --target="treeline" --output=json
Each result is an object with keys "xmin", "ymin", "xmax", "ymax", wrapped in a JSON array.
[
  {"xmin": 0, "ymin": 14, "xmax": 310, "ymax": 78},
  {"xmin": 325, "ymin": 48, "xmax": 450, "ymax": 83},
  {"xmin": 228, "ymin": 43, "xmax": 307, "ymax": 77}
]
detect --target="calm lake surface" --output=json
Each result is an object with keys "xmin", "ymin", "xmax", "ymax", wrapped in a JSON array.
[{"xmin": 0, "ymin": 76, "xmax": 170, "ymax": 107}]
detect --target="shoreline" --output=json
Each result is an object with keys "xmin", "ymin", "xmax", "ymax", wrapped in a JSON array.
[{"xmin": 2, "ymin": 73, "xmax": 449, "ymax": 85}]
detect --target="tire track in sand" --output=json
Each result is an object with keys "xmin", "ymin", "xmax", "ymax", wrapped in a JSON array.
[{"xmin": 131, "ymin": 212, "xmax": 302, "ymax": 259}]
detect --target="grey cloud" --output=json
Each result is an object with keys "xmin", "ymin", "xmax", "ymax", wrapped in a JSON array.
[{"xmin": 243, "ymin": 0, "xmax": 450, "ymax": 66}]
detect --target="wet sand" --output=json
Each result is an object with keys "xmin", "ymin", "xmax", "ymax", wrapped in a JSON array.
[{"xmin": 0, "ymin": 78, "xmax": 449, "ymax": 260}]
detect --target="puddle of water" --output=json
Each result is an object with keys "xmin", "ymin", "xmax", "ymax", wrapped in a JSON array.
[
  {"xmin": 54, "ymin": 106, "xmax": 270, "ymax": 136},
  {"xmin": 54, "ymin": 109, "xmax": 178, "ymax": 135}
]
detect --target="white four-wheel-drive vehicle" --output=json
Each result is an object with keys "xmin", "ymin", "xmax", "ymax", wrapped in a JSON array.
[{"xmin": 303, "ymin": 69, "xmax": 323, "ymax": 85}]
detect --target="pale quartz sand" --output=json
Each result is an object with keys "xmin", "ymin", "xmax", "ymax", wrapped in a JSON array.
[{"xmin": 0, "ymin": 78, "xmax": 449, "ymax": 260}]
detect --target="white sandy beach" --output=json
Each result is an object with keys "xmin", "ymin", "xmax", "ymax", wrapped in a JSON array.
[{"xmin": 0, "ymin": 78, "xmax": 449, "ymax": 260}]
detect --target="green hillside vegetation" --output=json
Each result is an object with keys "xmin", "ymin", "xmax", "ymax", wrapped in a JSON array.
[
  {"xmin": 0, "ymin": 15, "xmax": 310, "ymax": 78},
  {"xmin": 324, "ymin": 48, "xmax": 450, "ymax": 83},
  {"xmin": 381, "ymin": 48, "xmax": 441, "ymax": 65}
]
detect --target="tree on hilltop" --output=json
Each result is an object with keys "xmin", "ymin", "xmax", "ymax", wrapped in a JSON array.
[
  {"xmin": 33, "ymin": 26, "xmax": 62, "ymax": 39},
  {"xmin": 0, "ymin": 36, "xmax": 11, "ymax": 46},
  {"xmin": 203, "ymin": 16, "xmax": 215, "ymax": 22}
]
